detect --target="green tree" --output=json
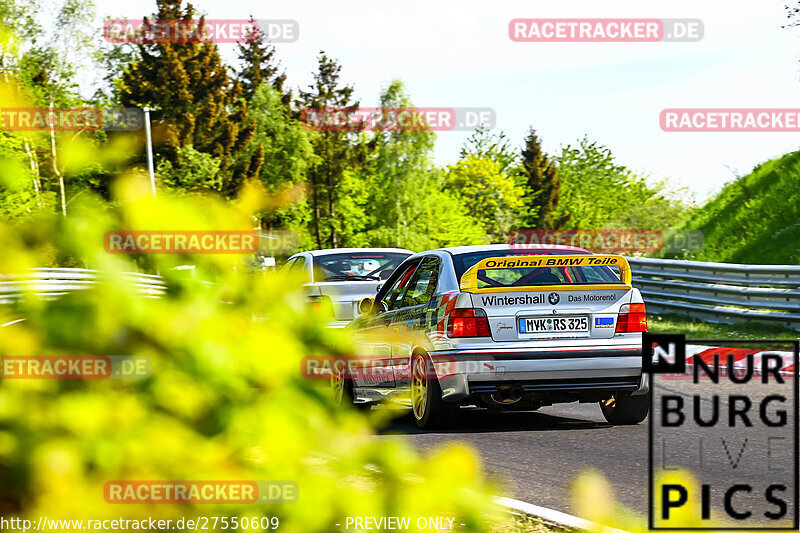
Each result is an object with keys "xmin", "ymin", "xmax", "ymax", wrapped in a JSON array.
[
  {"xmin": 119, "ymin": 0, "xmax": 258, "ymax": 197},
  {"xmin": 356, "ymin": 80, "xmax": 485, "ymax": 249},
  {"xmin": 236, "ymin": 15, "xmax": 287, "ymax": 103},
  {"xmin": 156, "ymin": 145, "xmax": 222, "ymax": 192},
  {"xmin": 361, "ymin": 80, "xmax": 434, "ymax": 247},
  {"xmin": 0, "ymin": 132, "xmax": 49, "ymax": 218},
  {"xmin": 519, "ymin": 129, "xmax": 567, "ymax": 229},
  {"xmin": 0, "ymin": 0, "xmax": 106, "ymax": 217},
  {"xmin": 444, "ymin": 157, "xmax": 523, "ymax": 242},
  {"xmin": 459, "ymin": 125, "xmax": 520, "ymax": 173},
  {"xmin": 0, "ymin": 169, "xmax": 500, "ymax": 529},
  {"xmin": 247, "ymin": 84, "xmax": 317, "ymax": 247},
  {"xmin": 298, "ymin": 52, "xmax": 367, "ymax": 248},
  {"xmin": 551, "ymin": 136, "xmax": 690, "ymax": 230},
  {"xmin": 401, "ymin": 173, "xmax": 487, "ymax": 249}
]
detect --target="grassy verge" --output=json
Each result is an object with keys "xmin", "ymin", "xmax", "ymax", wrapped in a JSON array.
[
  {"xmin": 490, "ymin": 515, "xmax": 578, "ymax": 533},
  {"xmin": 648, "ymin": 313, "xmax": 799, "ymax": 343},
  {"xmin": 655, "ymin": 150, "xmax": 800, "ymax": 264}
]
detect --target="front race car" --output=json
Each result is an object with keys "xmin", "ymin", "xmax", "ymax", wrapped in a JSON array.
[{"xmin": 428, "ymin": 253, "xmax": 649, "ymax": 426}]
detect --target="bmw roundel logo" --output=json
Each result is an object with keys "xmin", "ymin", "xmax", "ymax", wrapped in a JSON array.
[{"xmin": 548, "ymin": 293, "xmax": 560, "ymax": 305}]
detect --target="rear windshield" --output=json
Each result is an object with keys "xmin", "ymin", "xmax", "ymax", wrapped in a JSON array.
[
  {"xmin": 452, "ymin": 250, "xmax": 621, "ymax": 287},
  {"xmin": 313, "ymin": 252, "xmax": 410, "ymax": 282}
]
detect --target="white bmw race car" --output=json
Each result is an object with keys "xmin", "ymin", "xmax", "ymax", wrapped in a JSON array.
[
  {"xmin": 284, "ymin": 248, "xmax": 413, "ymax": 328},
  {"xmin": 341, "ymin": 244, "xmax": 650, "ymax": 428}
]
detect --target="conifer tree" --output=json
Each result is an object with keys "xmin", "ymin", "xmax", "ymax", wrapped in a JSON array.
[
  {"xmin": 298, "ymin": 52, "xmax": 367, "ymax": 248},
  {"xmin": 520, "ymin": 129, "xmax": 569, "ymax": 228},
  {"xmin": 119, "ymin": 0, "xmax": 258, "ymax": 196},
  {"xmin": 236, "ymin": 15, "xmax": 287, "ymax": 103}
]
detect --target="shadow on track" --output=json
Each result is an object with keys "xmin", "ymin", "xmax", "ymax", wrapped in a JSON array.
[{"xmin": 378, "ymin": 406, "xmax": 612, "ymax": 435}]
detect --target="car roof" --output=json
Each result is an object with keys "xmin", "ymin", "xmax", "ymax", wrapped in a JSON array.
[
  {"xmin": 298, "ymin": 248, "xmax": 414, "ymax": 257},
  {"xmin": 431, "ymin": 243, "xmax": 590, "ymax": 255}
]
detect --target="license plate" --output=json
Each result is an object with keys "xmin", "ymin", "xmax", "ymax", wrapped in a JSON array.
[{"xmin": 518, "ymin": 315, "xmax": 589, "ymax": 334}]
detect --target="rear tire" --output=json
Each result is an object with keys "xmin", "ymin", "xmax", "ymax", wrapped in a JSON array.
[
  {"xmin": 600, "ymin": 392, "xmax": 650, "ymax": 425},
  {"xmin": 411, "ymin": 353, "xmax": 455, "ymax": 429},
  {"xmin": 331, "ymin": 372, "xmax": 370, "ymax": 411}
]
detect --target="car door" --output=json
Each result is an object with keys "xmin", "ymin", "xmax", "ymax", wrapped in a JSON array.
[
  {"xmin": 390, "ymin": 256, "xmax": 440, "ymax": 389},
  {"xmin": 353, "ymin": 259, "xmax": 420, "ymax": 390}
]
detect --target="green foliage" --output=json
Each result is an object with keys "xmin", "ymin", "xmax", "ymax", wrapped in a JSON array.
[
  {"xmin": 0, "ymin": 167, "xmax": 501, "ymax": 528},
  {"xmin": 119, "ymin": 0, "xmax": 258, "ymax": 197},
  {"xmin": 663, "ymin": 151, "xmax": 800, "ymax": 263},
  {"xmin": 647, "ymin": 313, "xmax": 800, "ymax": 341},
  {"xmin": 444, "ymin": 157, "xmax": 523, "ymax": 242},
  {"xmin": 332, "ymin": 169, "xmax": 369, "ymax": 247},
  {"xmin": 551, "ymin": 137, "xmax": 690, "ymax": 231},
  {"xmin": 460, "ymin": 126, "xmax": 520, "ymax": 174},
  {"xmin": 0, "ymin": 0, "xmax": 113, "ymax": 217},
  {"xmin": 0, "ymin": 133, "xmax": 49, "ymax": 218},
  {"xmin": 606, "ymin": 177, "xmax": 692, "ymax": 231},
  {"xmin": 357, "ymin": 80, "xmax": 434, "ymax": 247},
  {"xmin": 156, "ymin": 145, "xmax": 222, "ymax": 192},
  {"xmin": 519, "ymin": 130, "xmax": 564, "ymax": 229},
  {"xmin": 248, "ymin": 85, "xmax": 316, "ymax": 192},
  {"xmin": 1, "ymin": 0, "xmax": 97, "ymax": 107},
  {"xmin": 246, "ymin": 84, "xmax": 317, "ymax": 247},
  {"xmin": 298, "ymin": 52, "xmax": 368, "ymax": 248},
  {"xmin": 369, "ymin": 167, "xmax": 486, "ymax": 250},
  {"xmin": 350, "ymin": 80, "xmax": 486, "ymax": 249},
  {"xmin": 236, "ymin": 16, "xmax": 288, "ymax": 103}
]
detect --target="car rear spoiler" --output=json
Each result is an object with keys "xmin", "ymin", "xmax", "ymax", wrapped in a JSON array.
[{"xmin": 459, "ymin": 254, "xmax": 632, "ymax": 293}]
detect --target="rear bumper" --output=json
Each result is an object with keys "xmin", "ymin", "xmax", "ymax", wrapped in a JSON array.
[{"xmin": 430, "ymin": 346, "xmax": 645, "ymax": 401}]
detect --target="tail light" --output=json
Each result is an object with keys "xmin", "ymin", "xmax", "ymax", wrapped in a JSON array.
[
  {"xmin": 308, "ymin": 295, "xmax": 333, "ymax": 313},
  {"xmin": 616, "ymin": 303, "xmax": 647, "ymax": 333},
  {"xmin": 447, "ymin": 308, "xmax": 491, "ymax": 338}
]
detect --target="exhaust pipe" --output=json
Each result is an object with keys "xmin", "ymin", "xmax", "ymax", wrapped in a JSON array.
[{"xmin": 490, "ymin": 385, "xmax": 524, "ymax": 404}]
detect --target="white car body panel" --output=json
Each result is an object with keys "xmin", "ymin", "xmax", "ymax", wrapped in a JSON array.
[{"xmin": 285, "ymin": 248, "xmax": 414, "ymax": 328}]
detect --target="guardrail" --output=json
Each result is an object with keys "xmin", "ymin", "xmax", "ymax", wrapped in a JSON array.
[
  {"xmin": 627, "ymin": 257, "xmax": 800, "ymax": 330},
  {"xmin": 0, "ymin": 268, "xmax": 166, "ymax": 304},
  {"xmin": 4, "ymin": 261, "xmax": 800, "ymax": 331}
]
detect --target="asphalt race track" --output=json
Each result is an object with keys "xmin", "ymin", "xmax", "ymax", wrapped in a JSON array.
[
  {"xmin": 381, "ymin": 377, "xmax": 797, "ymax": 524},
  {"xmin": 384, "ymin": 402, "xmax": 649, "ymax": 516}
]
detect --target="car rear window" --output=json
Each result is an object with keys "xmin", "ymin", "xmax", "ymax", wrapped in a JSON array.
[
  {"xmin": 452, "ymin": 250, "xmax": 622, "ymax": 287},
  {"xmin": 313, "ymin": 252, "xmax": 410, "ymax": 282}
]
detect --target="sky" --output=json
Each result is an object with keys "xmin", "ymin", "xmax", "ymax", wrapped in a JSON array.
[{"xmin": 91, "ymin": 0, "xmax": 800, "ymax": 202}]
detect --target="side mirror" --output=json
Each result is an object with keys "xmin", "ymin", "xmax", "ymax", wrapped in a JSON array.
[{"xmin": 358, "ymin": 297, "xmax": 374, "ymax": 316}]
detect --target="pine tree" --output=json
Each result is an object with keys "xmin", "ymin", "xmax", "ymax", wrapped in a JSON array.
[
  {"xmin": 236, "ymin": 15, "xmax": 288, "ymax": 103},
  {"xmin": 520, "ymin": 129, "xmax": 569, "ymax": 229},
  {"xmin": 119, "ymin": 0, "xmax": 258, "ymax": 196},
  {"xmin": 298, "ymin": 52, "xmax": 366, "ymax": 248}
]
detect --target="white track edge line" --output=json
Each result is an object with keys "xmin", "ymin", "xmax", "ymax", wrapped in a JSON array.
[{"xmin": 497, "ymin": 496, "xmax": 630, "ymax": 533}]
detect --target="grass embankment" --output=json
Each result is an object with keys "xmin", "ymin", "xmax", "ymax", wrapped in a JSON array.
[
  {"xmin": 662, "ymin": 151, "xmax": 800, "ymax": 264},
  {"xmin": 648, "ymin": 313, "xmax": 799, "ymax": 343},
  {"xmin": 491, "ymin": 516, "xmax": 577, "ymax": 533}
]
